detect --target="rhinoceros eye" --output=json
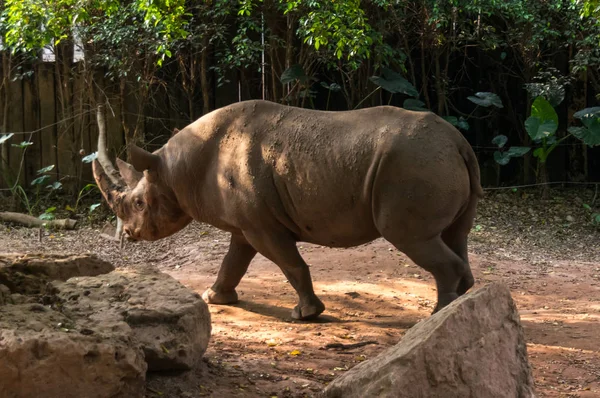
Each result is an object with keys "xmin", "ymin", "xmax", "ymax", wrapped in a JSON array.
[{"xmin": 134, "ymin": 198, "xmax": 145, "ymax": 211}]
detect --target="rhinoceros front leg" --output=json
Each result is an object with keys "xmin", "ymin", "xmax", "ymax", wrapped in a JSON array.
[
  {"xmin": 202, "ymin": 234, "xmax": 257, "ymax": 305},
  {"xmin": 244, "ymin": 231, "xmax": 325, "ymax": 320}
]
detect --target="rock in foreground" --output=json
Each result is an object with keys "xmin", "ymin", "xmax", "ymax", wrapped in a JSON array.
[
  {"xmin": 0, "ymin": 252, "xmax": 114, "ymax": 296},
  {"xmin": 0, "ymin": 254, "xmax": 211, "ymax": 398},
  {"xmin": 323, "ymin": 282, "xmax": 535, "ymax": 398},
  {"xmin": 0, "ymin": 303, "xmax": 147, "ymax": 398},
  {"xmin": 59, "ymin": 268, "xmax": 212, "ymax": 371}
]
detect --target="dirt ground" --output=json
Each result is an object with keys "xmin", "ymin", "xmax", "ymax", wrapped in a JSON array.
[{"xmin": 1, "ymin": 188, "xmax": 600, "ymax": 397}]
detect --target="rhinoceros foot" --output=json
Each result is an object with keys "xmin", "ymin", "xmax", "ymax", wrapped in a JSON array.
[
  {"xmin": 201, "ymin": 287, "xmax": 239, "ymax": 304},
  {"xmin": 431, "ymin": 292, "xmax": 459, "ymax": 314},
  {"xmin": 291, "ymin": 298, "xmax": 325, "ymax": 320}
]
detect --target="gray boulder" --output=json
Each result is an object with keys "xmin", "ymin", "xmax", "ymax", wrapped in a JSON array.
[
  {"xmin": 0, "ymin": 297, "xmax": 147, "ymax": 398},
  {"xmin": 59, "ymin": 268, "xmax": 212, "ymax": 371},
  {"xmin": 323, "ymin": 282, "xmax": 535, "ymax": 398},
  {"xmin": 0, "ymin": 253, "xmax": 211, "ymax": 398},
  {"xmin": 0, "ymin": 252, "xmax": 114, "ymax": 296}
]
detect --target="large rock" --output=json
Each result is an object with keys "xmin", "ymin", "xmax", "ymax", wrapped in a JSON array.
[
  {"xmin": 0, "ymin": 254, "xmax": 212, "ymax": 398},
  {"xmin": 58, "ymin": 269, "xmax": 212, "ymax": 371},
  {"xmin": 0, "ymin": 253, "xmax": 114, "ymax": 296},
  {"xmin": 0, "ymin": 303, "xmax": 147, "ymax": 398},
  {"xmin": 323, "ymin": 283, "xmax": 535, "ymax": 398}
]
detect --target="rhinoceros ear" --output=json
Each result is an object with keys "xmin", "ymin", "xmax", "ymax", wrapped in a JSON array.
[
  {"xmin": 172, "ymin": 127, "xmax": 180, "ymax": 137},
  {"xmin": 116, "ymin": 158, "xmax": 143, "ymax": 189},
  {"xmin": 129, "ymin": 145, "xmax": 160, "ymax": 173}
]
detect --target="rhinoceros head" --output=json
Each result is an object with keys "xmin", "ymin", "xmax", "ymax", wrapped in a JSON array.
[{"xmin": 92, "ymin": 145, "xmax": 192, "ymax": 241}]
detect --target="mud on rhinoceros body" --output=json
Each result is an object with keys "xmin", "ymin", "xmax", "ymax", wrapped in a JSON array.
[{"xmin": 93, "ymin": 99, "xmax": 484, "ymax": 320}]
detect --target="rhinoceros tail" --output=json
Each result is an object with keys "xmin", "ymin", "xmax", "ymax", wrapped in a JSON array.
[{"xmin": 461, "ymin": 145, "xmax": 484, "ymax": 198}]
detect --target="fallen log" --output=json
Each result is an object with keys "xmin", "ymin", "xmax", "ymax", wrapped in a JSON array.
[{"xmin": 0, "ymin": 212, "xmax": 77, "ymax": 229}]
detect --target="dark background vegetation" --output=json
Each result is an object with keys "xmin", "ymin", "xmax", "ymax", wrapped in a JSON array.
[{"xmin": 0, "ymin": 0, "xmax": 599, "ymax": 203}]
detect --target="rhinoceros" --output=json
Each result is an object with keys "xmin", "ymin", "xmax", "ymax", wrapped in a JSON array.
[{"xmin": 93, "ymin": 100, "xmax": 483, "ymax": 320}]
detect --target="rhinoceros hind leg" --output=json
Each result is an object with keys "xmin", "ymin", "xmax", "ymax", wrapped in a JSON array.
[
  {"xmin": 394, "ymin": 236, "xmax": 468, "ymax": 314},
  {"xmin": 203, "ymin": 234, "xmax": 257, "ymax": 305},
  {"xmin": 441, "ymin": 197, "xmax": 478, "ymax": 296}
]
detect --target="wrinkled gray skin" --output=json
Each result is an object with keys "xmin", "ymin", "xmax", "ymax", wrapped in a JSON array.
[{"xmin": 93, "ymin": 100, "xmax": 483, "ymax": 320}]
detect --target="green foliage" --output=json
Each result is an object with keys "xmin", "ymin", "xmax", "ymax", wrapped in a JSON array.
[
  {"xmin": 2, "ymin": 0, "xmax": 187, "ymax": 66},
  {"xmin": 442, "ymin": 116, "xmax": 469, "ymax": 131},
  {"xmin": 81, "ymin": 152, "xmax": 98, "ymax": 164},
  {"xmin": 280, "ymin": 64, "xmax": 310, "ymax": 85},
  {"xmin": 583, "ymin": 203, "xmax": 600, "ymax": 227},
  {"xmin": 568, "ymin": 107, "xmax": 600, "ymax": 147},
  {"xmin": 0, "ymin": 134, "xmax": 14, "ymax": 145},
  {"xmin": 73, "ymin": 183, "xmax": 100, "ymax": 213},
  {"xmin": 467, "ymin": 92, "xmax": 504, "ymax": 109},
  {"xmin": 39, "ymin": 206, "xmax": 56, "ymax": 221},
  {"xmin": 492, "ymin": 135, "xmax": 530, "ymax": 166},
  {"xmin": 11, "ymin": 141, "xmax": 33, "ymax": 149},
  {"xmin": 403, "ymin": 99, "xmax": 428, "ymax": 112},
  {"xmin": 525, "ymin": 96, "xmax": 561, "ymax": 165},
  {"xmin": 287, "ymin": 0, "xmax": 376, "ymax": 62},
  {"xmin": 369, "ymin": 67, "xmax": 418, "ymax": 97}
]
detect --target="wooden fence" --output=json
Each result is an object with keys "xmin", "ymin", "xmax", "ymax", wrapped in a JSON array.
[{"xmin": 1, "ymin": 58, "xmax": 599, "ymax": 195}]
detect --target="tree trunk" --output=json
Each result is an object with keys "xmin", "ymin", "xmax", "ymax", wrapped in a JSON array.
[
  {"xmin": 539, "ymin": 162, "xmax": 549, "ymax": 199},
  {"xmin": 200, "ymin": 36, "xmax": 211, "ymax": 115},
  {"xmin": 1, "ymin": 52, "xmax": 12, "ymax": 187}
]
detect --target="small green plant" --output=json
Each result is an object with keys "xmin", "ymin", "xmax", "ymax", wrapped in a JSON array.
[
  {"xmin": 70, "ymin": 183, "xmax": 100, "ymax": 213},
  {"xmin": 467, "ymin": 92, "xmax": 504, "ymax": 109},
  {"xmin": 524, "ymin": 96, "xmax": 563, "ymax": 186},
  {"xmin": 39, "ymin": 206, "xmax": 57, "ymax": 221},
  {"xmin": 491, "ymin": 135, "xmax": 530, "ymax": 165},
  {"xmin": 280, "ymin": 64, "xmax": 317, "ymax": 108},
  {"xmin": 583, "ymin": 203, "xmax": 600, "ymax": 226},
  {"xmin": 358, "ymin": 66, "xmax": 419, "ymax": 110},
  {"xmin": 320, "ymin": 81, "xmax": 341, "ymax": 110},
  {"xmin": 518, "ymin": 97, "xmax": 600, "ymax": 196}
]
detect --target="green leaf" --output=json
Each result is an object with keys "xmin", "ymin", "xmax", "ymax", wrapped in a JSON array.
[
  {"xmin": 370, "ymin": 67, "xmax": 418, "ymax": 97},
  {"xmin": 491, "ymin": 135, "xmax": 508, "ymax": 148},
  {"xmin": 403, "ymin": 99, "xmax": 428, "ymax": 111},
  {"xmin": 89, "ymin": 203, "xmax": 101, "ymax": 213},
  {"xmin": 31, "ymin": 175, "xmax": 50, "ymax": 186},
  {"xmin": 506, "ymin": 146, "xmax": 531, "ymax": 157},
  {"xmin": 45, "ymin": 206, "xmax": 56, "ymax": 213},
  {"xmin": 37, "ymin": 164, "xmax": 55, "ymax": 174},
  {"xmin": 79, "ymin": 183, "xmax": 98, "ymax": 193},
  {"xmin": 47, "ymin": 181, "xmax": 62, "ymax": 190},
  {"xmin": 12, "ymin": 141, "xmax": 33, "ymax": 149},
  {"xmin": 320, "ymin": 82, "xmax": 341, "ymax": 92},
  {"xmin": 568, "ymin": 124, "xmax": 600, "ymax": 147},
  {"xmin": 494, "ymin": 151, "xmax": 511, "ymax": 165},
  {"xmin": 525, "ymin": 116, "xmax": 558, "ymax": 141},
  {"xmin": 39, "ymin": 212, "xmax": 55, "ymax": 221},
  {"xmin": 467, "ymin": 92, "xmax": 504, "ymax": 108},
  {"xmin": 280, "ymin": 64, "xmax": 307, "ymax": 85},
  {"xmin": 457, "ymin": 118, "xmax": 470, "ymax": 131},
  {"xmin": 530, "ymin": 96, "xmax": 558, "ymax": 125},
  {"xmin": 533, "ymin": 147, "xmax": 545, "ymax": 159},
  {"xmin": 442, "ymin": 116, "xmax": 458, "ymax": 125},
  {"xmin": 82, "ymin": 152, "xmax": 98, "ymax": 163},
  {"xmin": 0, "ymin": 133, "xmax": 14, "ymax": 145},
  {"xmin": 573, "ymin": 107, "xmax": 600, "ymax": 120}
]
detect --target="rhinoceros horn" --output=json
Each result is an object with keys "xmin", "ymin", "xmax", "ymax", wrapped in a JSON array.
[{"xmin": 92, "ymin": 159, "xmax": 127, "ymax": 215}]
